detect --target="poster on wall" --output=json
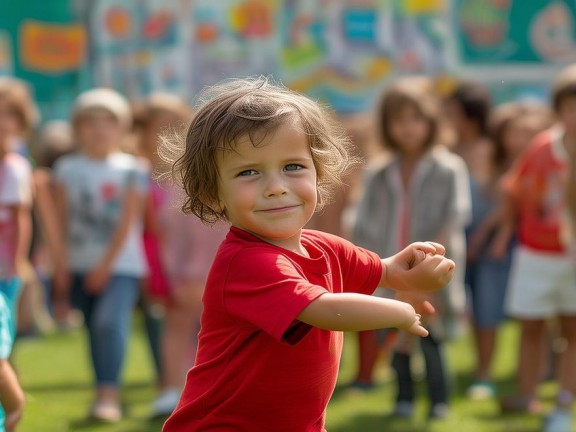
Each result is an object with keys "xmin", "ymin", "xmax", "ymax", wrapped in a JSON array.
[
  {"xmin": 455, "ymin": 0, "xmax": 576, "ymax": 64},
  {"xmin": 279, "ymin": 0, "xmax": 447, "ymax": 113},
  {"xmin": 92, "ymin": 0, "xmax": 191, "ymax": 101}
]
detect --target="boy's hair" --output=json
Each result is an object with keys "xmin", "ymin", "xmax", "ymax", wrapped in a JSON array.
[
  {"xmin": 446, "ymin": 80, "xmax": 492, "ymax": 136},
  {"xmin": 133, "ymin": 92, "xmax": 192, "ymax": 132},
  {"xmin": 489, "ymin": 100, "xmax": 553, "ymax": 173},
  {"xmin": 159, "ymin": 76, "xmax": 356, "ymax": 224},
  {"xmin": 71, "ymin": 87, "xmax": 132, "ymax": 129},
  {"xmin": 0, "ymin": 77, "xmax": 40, "ymax": 137},
  {"xmin": 551, "ymin": 63, "xmax": 576, "ymax": 112},
  {"xmin": 376, "ymin": 76, "xmax": 441, "ymax": 151},
  {"xmin": 32, "ymin": 120, "xmax": 75, "ymax": 168}
]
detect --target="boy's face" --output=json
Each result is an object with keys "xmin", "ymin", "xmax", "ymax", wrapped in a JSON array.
[
  {"xmin": 75, "ymin": 108, "xmax": 124, "ymax": 156},
  {"xmin": 557, "ymin": 96, "xmax": 576, "ymax": 136},
  {"xmin": 0, "ymin": 99, "xmax": 22, "ymax": 149},
  {"xmin": 216, "ymin": 118, "xmax": 317, "ymax": 252}
]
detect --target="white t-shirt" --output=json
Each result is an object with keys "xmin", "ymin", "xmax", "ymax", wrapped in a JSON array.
[
  {"xmin": 0, "ymin": 153, "xmax": 32, "ymax": 277},
  {"xmin": 54, "ymin": 152, "xmax": 149, "ymax": 277}
]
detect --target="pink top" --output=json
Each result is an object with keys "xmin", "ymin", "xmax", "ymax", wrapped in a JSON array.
[
  {"xmin": 144, "ymin": 181, "xmax": 227, "ymax": 295},
  {"xmin": 0, "ymin": 153, "xmax": 32, "ymax": 277}
]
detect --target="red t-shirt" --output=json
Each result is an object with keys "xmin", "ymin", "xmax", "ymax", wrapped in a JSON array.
[
  {"xmin": 503, "ymin": 128, "xmax": 569, "ymax": 253},
  {"xmin": 163, "ymin": 227, "xmax": 382, "ymax": 432}
]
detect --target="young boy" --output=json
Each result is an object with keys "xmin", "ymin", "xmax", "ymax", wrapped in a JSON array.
[
  {"xmin": 161, "ymin": 77, "xmax": 455, "ymax": 431},
  {"xmin": 501, "ymin": 64, "xmax": 576, "ymax": 432}
]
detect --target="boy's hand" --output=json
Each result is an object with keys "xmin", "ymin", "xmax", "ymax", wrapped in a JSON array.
[
  {"xmin": 403, "ymin": 313, "xmax": 428, "ymax": 337},
  {"xmin": 85, "ymin": 263, "xmax": 111, "ymax": 294},
  {"xmin": 382, "ymin": 242, "xmax": 455, "ymax": 293},
  {"xmin": 395, "ymin": 292, "xmax": 435, "ymax": 316}
]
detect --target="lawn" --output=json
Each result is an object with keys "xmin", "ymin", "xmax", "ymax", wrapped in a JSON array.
[{"xmin": 12, "ymin": 318, "xmax": 573, "ymax": 432}]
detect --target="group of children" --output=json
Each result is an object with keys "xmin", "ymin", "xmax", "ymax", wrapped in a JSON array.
[{"xmin": 0, "ymin": 62, "xmax": 575, "ymax": 431}]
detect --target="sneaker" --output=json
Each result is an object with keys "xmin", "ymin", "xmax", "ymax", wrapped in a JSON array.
[
  {"xmin": 392, "ymin": 401, "xmax": 414, "ymax": 418},
  {"xmin": 345, "ymin": 380, "xmax": 375, "ymax": 394},
  {"xmin": 543, "ymin": 409, "xmax": 572, "ymax": 432},
  {"xmin": 467, "ymin": 381, "xmax": 495, "ymax": 400},
  {"xmin": 90, "ymin": 401, "xmax": 122, "ymax": 422},
  {"xmin": 151, "ymin": 388, "xmax": 180, "ymax": 418},
  {"xmin": 429, "ymin": 403, "xmax": 449, "ymax": 419}
]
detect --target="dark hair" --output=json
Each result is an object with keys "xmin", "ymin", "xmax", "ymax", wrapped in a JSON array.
[
  {"xmin": 376, "ymin": 76, "xmax": 441, "ymax": 152},
  {"xmin": 159, "ymin": 76, "xmax": 357, "ymax": 224},
  {"xmin": 447, "ymin": 81, "xmax": 492, "ymax": 136},
  {"xmin": 552, "ymin": 64, "xmax": 576, "ymax": 112}
]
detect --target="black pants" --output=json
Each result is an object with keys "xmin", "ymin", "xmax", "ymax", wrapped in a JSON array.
[{"xmin": 392, "ymin": 333, "xmax": 448, "ymax": 406}]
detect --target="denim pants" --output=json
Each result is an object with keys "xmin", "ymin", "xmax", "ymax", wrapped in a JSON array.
[
  {"xmin": 392, "ymin": 333, "xmax": 448, "ymax": 407},
  {"xmin": 72, "ymin": 274, "xmax": 140, "ymax": 386}
]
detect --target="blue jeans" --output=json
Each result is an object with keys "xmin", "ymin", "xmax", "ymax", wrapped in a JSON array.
[{"xmin": 71, "ymin": 274, "xmax": 140, "ymax": 386}]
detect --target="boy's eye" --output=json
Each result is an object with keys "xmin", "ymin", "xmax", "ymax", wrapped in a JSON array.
[
  {"xmin": 237, "ymin": 169, "xmax": 258, "ymax": 177},
  {"xmin": 284, "ymin": 164, "xmax": 304, "ymax": 171}
]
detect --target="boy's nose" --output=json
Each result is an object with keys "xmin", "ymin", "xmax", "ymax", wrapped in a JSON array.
[{"xmin": 264, "ymin": 174, "xmax": 288, "ymax": 197}]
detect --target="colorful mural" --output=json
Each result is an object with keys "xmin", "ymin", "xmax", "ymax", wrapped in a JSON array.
[{"xmin": 2, "ymin": 0, "xmax": 576, "ymax": 120}]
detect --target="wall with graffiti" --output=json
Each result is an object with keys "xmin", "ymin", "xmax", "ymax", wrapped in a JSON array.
[{"xmin": 2, "ymin": 0, "xmax": 576, "ymax": 120}]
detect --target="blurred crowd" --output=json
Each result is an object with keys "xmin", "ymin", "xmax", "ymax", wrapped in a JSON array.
[{"xmin": 0, "ymin": 64, "xmax": 575, "ymax": 431}]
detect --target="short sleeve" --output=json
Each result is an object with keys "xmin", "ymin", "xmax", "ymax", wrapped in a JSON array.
[
  {"xmin": 0, "ymin": 155, "xmax": 32, "ymax": 206},
  {"xmin": 126, "ymin": 158, "xmax": 150, "ymax": 195},
  {"xmin": 321, "ymin": 233, "xmax": 383, "ymax": 295},
  {"xmin": 223, "ymin": 249, "xmax": 327, "ymax": 342}
]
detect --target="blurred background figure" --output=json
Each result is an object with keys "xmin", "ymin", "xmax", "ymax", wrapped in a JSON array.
[
  {"xmin": 461, "ymin": 99, "xmax": 553, "ymax": 401},
  {"xmin": 353, "ymin": 76, "xmax": 470, "ymax": 419},
  {"xmin": 29, "ymin": 120, "xmax": 79, "ymax": 330},
  {"xmin": 0, "ymin": 75, "xmax": 33, "ymax": 432},
  {"xmin": 135, "ymin": 92, "xmax": 227, "ymax": 418},
  {"xmin": 53, "ymin": 88, "xmax": 149, "ymax": 422}
]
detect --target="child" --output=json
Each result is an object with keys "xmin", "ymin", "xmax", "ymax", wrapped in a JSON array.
[
  {"xmin": 53, "ymin": 88, "xmax": 148, "ymax": 422},
  {"xmin": 0, "ymin": 80, "xmax": 33, "ymax": 430},
  {"xmin": 353, "ymin": 76, "xmax": 470, "ymax": 419},
  {"xmin": 160, "ymin": 77, "xmax": 455, "ymax": 431},
  {"xmin": 501, "ymin": 64, "xmax": 576, "ymax": 432},
  {"xmin": 135, "ymin": 93, "xmax": 227, "ymax": 417},
  {"xmin": 502, "ymin": 66, "xmax": 576, "ymax": 432},
  {"xmin": 464, "ymin": 100, "xmax": 552, "ymax": 400}
]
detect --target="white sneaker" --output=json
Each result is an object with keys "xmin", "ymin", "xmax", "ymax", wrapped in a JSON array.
[
  {"xmin": 152, "ymin": 389, "xmax": 181, "ymax": 417},
  {"xmin": 544, "ymin": 409, "xmax": 572, "ymax": 432},
  {"xmin": 90, "ymin": 401, "xmax": 122, "ymax": 422}
]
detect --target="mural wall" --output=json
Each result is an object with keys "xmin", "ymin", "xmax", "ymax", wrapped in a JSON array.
[{"xmin": 2, "ymin": 0, "xmax": 576, "ymax": 121}]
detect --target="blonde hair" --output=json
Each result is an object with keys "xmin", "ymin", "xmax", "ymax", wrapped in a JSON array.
[
  {"xmin": 0, "ymin": 77, "xmax": 40, "ymax": 137},
  {"xmin": 159, "ymin": 76, "xmax": 357, "ymax": 224}
]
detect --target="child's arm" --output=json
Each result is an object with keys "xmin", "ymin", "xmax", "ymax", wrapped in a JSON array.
[
  {"xmin": 0, "ymin": 359, "xmax": 25, "ymax": 432},
  {"xmin": 52, "ymin": 181, "xmax": 71, "ymax": 312},
  {"xmin": 11, "ymin": 203, "xmax": 31, "ymax": 279},
  {"xmin": 84, "ymin": 184, "xmax": 145, "ymax": 293},
  {"xmin": 298, "ymin": 293, "xmax": 427, "ymax": 336}
]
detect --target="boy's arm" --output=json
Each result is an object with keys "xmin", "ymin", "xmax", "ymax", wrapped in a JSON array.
[
  {"xmin": 297, "ymin": 292, "xmax": 427, "ymax": 336},
  {"xmin": 0, "ymin": 359, "xmax": 25, "ymax": 432},
  {"xmin": 84, "ymin": 184, "xmax": 145, "ymax": 293}
]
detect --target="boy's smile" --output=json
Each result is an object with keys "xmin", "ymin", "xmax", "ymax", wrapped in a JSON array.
[{"xmin": 216, "ymin": 117, "xmax": 317, "ymax": 255}]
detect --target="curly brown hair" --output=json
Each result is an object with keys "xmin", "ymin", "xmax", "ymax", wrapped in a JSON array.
[{"xmin": 158, "ymin": 76, "xmax": 358, "ymax": 224}]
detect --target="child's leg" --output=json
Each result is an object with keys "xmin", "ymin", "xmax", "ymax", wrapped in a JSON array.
[
  {"xmin": 421, "ymin": 334, "xmax": 449, "ymax": 413},
  {"xmin": 88, "ymin": 276, "xmax": 139, "ymax": 394},
  {"xmin": 391, "ymin": 351, "xmax": 414, "ymax": 404},
  {"xmin": 556, "ymin": 315, "xmax": 576, "ymax": 407},
  {"xmin": 517, "ymin": 319, "xmax": 547, "ymax": 398}
]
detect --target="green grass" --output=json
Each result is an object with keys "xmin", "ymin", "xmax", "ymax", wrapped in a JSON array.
[{"xmin": 11, "ymin": 318, "xmax": 575, "ymax": 431}]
